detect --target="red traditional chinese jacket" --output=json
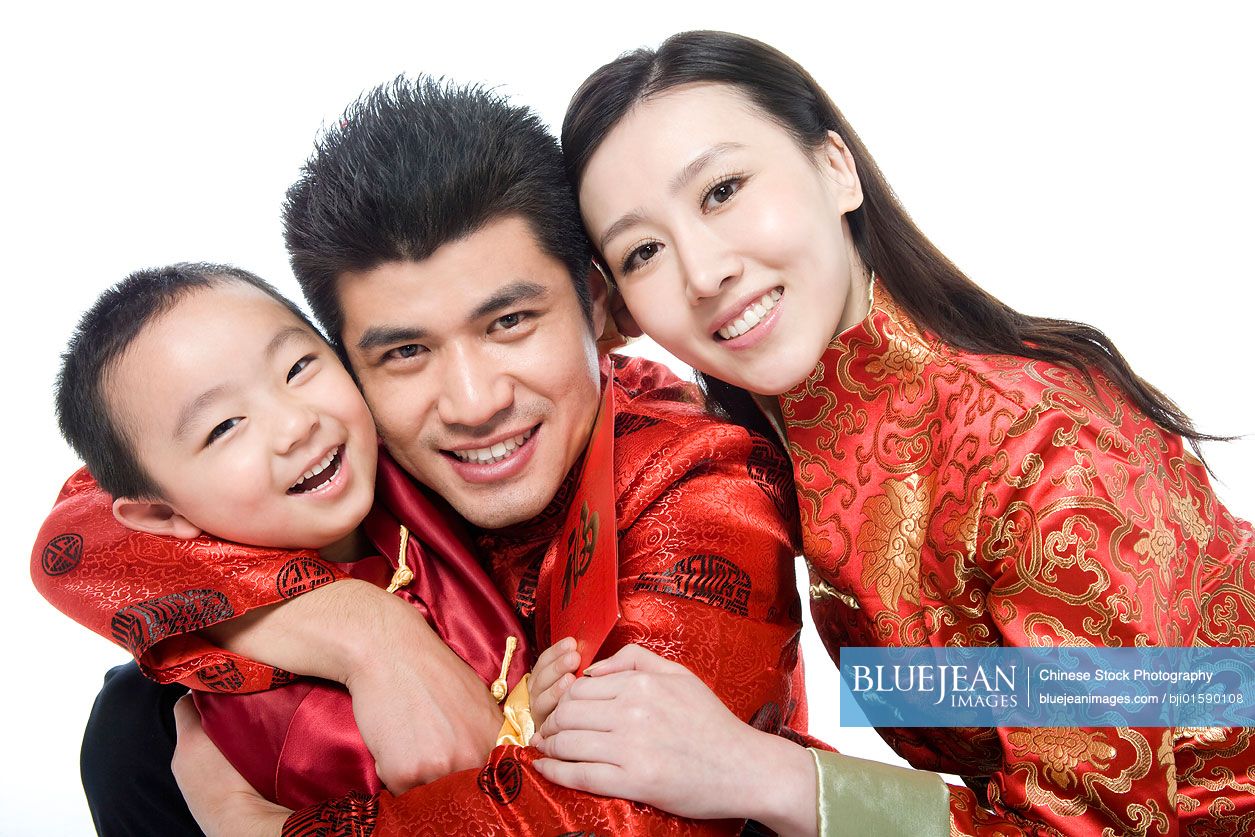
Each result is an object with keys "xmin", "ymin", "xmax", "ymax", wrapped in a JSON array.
[{"xmin": 786, "ymin": 283, "xmax": 1255, "ymax": 835}]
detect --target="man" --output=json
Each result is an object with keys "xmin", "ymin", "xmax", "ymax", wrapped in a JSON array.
[{"xmin": 58, "ymin": 78, "xmax": 805, "ymax": 834}]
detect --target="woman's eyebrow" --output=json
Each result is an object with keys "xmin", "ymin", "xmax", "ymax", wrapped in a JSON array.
[
  {"xmin": 669, "ymin": 142, "xmax": 745, "ymax": 194},
  {"xmin": 598, "ymin": 142, "xmax": 747, "ymax": 253}
]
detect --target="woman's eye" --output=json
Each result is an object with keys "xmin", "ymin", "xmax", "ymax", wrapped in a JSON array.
[
  {"xmin": 286, "ymin": 354, "xmax": 316, "ymax": 382},
  {"xmin": 206, "ymin": 418, "xmax": 241, "ymax": 445},
  {"xmin": 622, "ymin": 241, "xmax": 662, "ymax": 274},
  {"xmin": 702, "ymin": 177, "xmax": 743, "ymax": 211}
]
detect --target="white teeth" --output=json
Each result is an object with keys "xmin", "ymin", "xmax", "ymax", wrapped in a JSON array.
[
  {"xmin": 717, "ymin": 289, "xmax": 782, "ymax": 340},
  {"xmin": 451, "ymin": 428, "xmax": 534, "ymax": 465},
  {"xmin": 290, "ymin": 448, "xmax": 341, "ymax": 491}
]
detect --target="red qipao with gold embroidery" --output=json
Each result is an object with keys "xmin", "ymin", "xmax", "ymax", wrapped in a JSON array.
[{"xmin": 785, "ymin": 284, "xmax": 1255, "ymax": 835}]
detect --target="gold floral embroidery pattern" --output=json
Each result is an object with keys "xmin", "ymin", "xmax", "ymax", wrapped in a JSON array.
[
  {"xmin": 1007, "ymin": 729, "xmax": 1117, "ymax": 790},
  {"xmin": 864, "ymin": 329, "xmax": 930, "ymax": 402},
  {"xmin": 1134, "ymin": 495, "xmax": 1179, "ymax": 578},
  {"xmin": 856, "ymin": 473, "xmax": 932, "ymax": 609},
  {"xmin": 1170, "ymin": 491, "xmax": 1213, "ymax": 549}
]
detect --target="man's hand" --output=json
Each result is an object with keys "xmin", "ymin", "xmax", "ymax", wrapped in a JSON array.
[
  {"xmin": 532, "ymin": 644, "xmax": 818, "ymax": 837},
  {"xmin": 528, "ymin": 636, "xmax": 580, "ymax": 731},
  {"xmin": 172, "ymin": 696, "xmax": 291, "ymax": 837},
  {"xmin": 204, "ymin": 578, "xmax": 503, "ymax": 792}
]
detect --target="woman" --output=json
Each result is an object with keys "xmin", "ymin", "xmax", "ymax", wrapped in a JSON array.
[{"xmin": 531, "ymin": 30, "xmax": 1255, "ymax": 835}]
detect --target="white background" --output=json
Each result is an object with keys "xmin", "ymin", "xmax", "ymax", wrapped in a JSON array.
[{"xmin": 3, "ymin": 2, "xmax": 1253, "ymax": 833}]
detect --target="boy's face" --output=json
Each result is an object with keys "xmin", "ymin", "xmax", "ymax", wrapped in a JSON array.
[{"xmin": 107, "ymin": 282, "xmax": 377, "ymax": 549}]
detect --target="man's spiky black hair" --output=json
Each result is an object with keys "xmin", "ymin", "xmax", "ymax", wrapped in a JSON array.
[{"xmin": 284, "ymin": 76, "xmax": 592, "ymax": 347}]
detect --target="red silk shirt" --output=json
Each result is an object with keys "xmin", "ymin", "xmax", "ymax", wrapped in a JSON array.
[
  {"xmin": 32, "ymin": 452, "xmax": 531, "ymax": 809},
  {"xmin": 786, "ymin": 283, "xmax": 1255, "ymax": 835},
  {"xmin": 280, "ymin": 355, "xmax": 806, "ymax": 836}
]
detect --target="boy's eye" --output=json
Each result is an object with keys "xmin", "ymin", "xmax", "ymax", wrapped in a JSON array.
[
  {"xmin": 286, "ymin": 354, "xmax": 316, "ymax": 382},
  {"xmin": 206, "ymin": 417, "xmax": 241, "ymax": 445}
]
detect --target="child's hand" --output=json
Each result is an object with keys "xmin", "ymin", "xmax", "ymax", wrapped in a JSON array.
[{"xmin": 528, "ymin": 636, "xmax": 580, "ymax": 734}]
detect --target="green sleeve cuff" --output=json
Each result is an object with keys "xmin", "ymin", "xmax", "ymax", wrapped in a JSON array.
[{"xmin": 809, "ymin": 749, "xmax": 949, "ymax": 837}]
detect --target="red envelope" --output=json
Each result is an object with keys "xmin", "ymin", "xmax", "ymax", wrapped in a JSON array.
[{"xmin": 549, "ymin": 377, "xmax": 619, "ymax": 673}]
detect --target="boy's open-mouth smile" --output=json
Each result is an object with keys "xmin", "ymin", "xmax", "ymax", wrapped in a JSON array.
[
  {"xmin": 713, "ymin": 287, "xmax": 783, "ymax": 343},
  {"xmin": 288, "ymin": 445, "xmax": 345, "ymax": 495},
  {"xmin": 443, "ymin": 425, "xmax": 539, "ymax": 484}
]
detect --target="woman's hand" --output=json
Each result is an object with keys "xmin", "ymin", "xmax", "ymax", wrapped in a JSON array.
[
  {"xmin": 530, "ymin": 644, "xmax": 818, "ymax": 836},
  {"xmin": 528, "ymin": 636, "xmax": 580, "ymax": 731},
  {"xmin": 172, "ymin": 696, "xmax": 291, "ymax": 837}
]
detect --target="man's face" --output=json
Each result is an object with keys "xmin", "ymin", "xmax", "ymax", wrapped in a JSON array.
[{"xmin": 339, "ymin": 215, "xmax": 606, "ymax": 529}]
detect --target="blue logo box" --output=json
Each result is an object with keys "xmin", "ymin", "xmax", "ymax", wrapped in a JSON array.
[{"xmin": 839, "ymin": 647, "xmax": 1255, "ymax": 727}]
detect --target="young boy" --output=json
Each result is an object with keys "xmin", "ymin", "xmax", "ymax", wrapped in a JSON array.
[{"xmin": 33, "ymin": 263, "xmax": 534, "ymax": 809}]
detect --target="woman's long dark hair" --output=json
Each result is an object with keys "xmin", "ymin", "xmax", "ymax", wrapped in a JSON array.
[{"xmin": 562, "ymin": 30, "xmax": 1224, "ymax": 456}]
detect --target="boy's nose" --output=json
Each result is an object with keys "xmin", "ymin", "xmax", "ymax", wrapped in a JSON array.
[{"xmin": 274, "ymin": 399, "xmax": 321, "ymax": 454}]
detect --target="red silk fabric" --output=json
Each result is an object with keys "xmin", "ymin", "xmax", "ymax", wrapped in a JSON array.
[
  {"xmin": 784, "ymin": 283, "xmax": 1255, "ymax": 834},
  {"xmin": 33, "ymin": 449, "xmax": 530, "ymax": 810},
  {"xmin": 281, "ymin": 355, "xmax": 807, "ymax": 835}
]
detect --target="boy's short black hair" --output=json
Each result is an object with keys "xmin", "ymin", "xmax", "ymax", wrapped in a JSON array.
[
  {"xmin": 56, "ymin": 262, "xmax": 321, "ymax": 500},
  {"xmin": 283, "ymin": 76, "xmax": 592, "ymax": 347}
]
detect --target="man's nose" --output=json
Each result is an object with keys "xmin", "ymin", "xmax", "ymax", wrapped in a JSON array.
[{"xmin": 435, "ymin": 342, "xmax": 513, "ymax": 428}]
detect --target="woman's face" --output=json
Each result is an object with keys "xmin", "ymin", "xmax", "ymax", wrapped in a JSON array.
[{"xmin": 579, "ymin": 82, "xmax": 868, "ymax": 396}]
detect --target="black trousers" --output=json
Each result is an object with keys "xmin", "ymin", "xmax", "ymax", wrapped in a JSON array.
[{"xmin": 80, "ymin": 663, "xmax": 205, "ymax": 836}]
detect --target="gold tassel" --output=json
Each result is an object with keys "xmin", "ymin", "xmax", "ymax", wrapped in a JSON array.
[
  {"xmin": 385, "ymin": 525, "xmax": 415, "ymax": 593},
  {"xmin": 490, "ymin": 635, "xmax": 519, "ymax": 703}
]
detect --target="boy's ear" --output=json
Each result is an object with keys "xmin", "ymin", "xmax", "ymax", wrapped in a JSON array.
[{"xmin": 112, "ymin": 497, "xmax": 203, "ymax": 540}]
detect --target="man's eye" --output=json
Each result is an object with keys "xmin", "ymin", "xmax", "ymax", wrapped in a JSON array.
[
  {"xmin": 206, "ymin": 418, "xmax": 241, "ymax": 445},
  {"xmin": 286, "ymin": 354, "xmax": 316, "ymax": 382},
  {"xmin": 496, "ymin": 313, "xmax": 522, "ymax": 330},
  {"xmin": 622, "ymin": 241, "xmax": 662, "ymax": 275},
  {"xmin": 384, "ymin": 344, "xmax": 424, "ymax": 362}
]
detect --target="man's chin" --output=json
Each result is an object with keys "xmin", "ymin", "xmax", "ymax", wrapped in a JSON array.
[{"xmin": 450, "ymin": 490, "xmax": 552, "ymax": 530}]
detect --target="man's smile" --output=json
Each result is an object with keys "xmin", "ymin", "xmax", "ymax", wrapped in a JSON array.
[{"xmin": 442, "ymin": 424, "xmax": 542, "ymax": 484}]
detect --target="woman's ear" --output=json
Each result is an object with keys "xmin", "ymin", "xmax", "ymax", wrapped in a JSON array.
[
  {"xmin": 819, "ymin": 131, "xmax": 864, "ymax": 213},
  {"xmin": 112, "ymin": 497, "xmax": 203, "ymax": 540}
]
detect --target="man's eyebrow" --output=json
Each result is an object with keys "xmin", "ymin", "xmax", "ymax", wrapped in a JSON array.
[
  {"xmin": 356, "ymin": 324, "xmax": 429, "ymax": 354},
  {"xmin": 173, "ymin": 385, "xmax": 229, "ymax": 443},
  {"xmin": 468, "ymin": 281, "xmax": 548, "ymax": 322},
  {"xmin": 598, "ymin": 142, "xmax": 746, "ymax": 252}
]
